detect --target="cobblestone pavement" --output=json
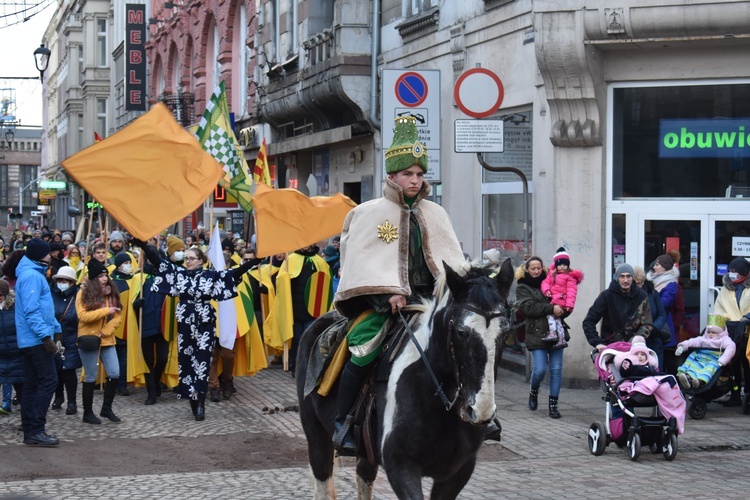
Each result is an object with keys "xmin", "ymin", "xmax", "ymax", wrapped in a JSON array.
[{"xmin": 2, "ymin": 362, "xmax": 750, "ymax": 499}]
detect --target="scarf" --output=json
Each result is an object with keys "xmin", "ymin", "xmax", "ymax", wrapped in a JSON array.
[{"xmin": 647, "ymin": 267, "xmax": 678, "ymax": 292}]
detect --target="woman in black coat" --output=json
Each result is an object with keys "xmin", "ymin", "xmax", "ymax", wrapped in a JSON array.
[
  {"xmin": 0, "ymin": 279, "xmax": 23, "ymax": 414},
  {"xmin": 516, "ymin": 257, "xmax": 566, "ymax": 418},
  {"xmin": 50, "ymin": 267, "xmax": 82, "ymax": 415}
]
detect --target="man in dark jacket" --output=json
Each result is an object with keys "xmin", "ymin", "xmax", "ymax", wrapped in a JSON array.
[{"xmin": 582, "ymin": 263, "xmax": 653, "ymax": 351}]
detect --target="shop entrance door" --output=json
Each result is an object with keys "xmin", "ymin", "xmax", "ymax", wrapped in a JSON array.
[
  {"xmin": 708, "ymin": 216, "xmax": 750, "ymax": 311},
  {"xmin": 638, "ymin": 217, "xmax": 706, "ymax": 341}
]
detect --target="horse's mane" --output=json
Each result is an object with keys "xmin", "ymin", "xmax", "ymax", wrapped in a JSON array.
[{"xmin": 404, "ymin": 260, "xmax": 505, "ymax": 317}]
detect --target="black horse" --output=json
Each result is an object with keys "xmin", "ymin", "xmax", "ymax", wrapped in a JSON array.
[{"xmin": 296, "ymin": 259, "xmax": 514, "ymax": 499}]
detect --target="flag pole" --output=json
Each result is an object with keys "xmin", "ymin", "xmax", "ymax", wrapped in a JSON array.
[
  {"xmin": 83, "ymin": 202, "xmax": 96, "ymax": 261},
  {"xmin": 282, "ymin": 253, "xmax": 290, "ymax": 372}
]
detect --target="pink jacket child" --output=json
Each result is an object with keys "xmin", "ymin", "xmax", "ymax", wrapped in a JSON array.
[
  {"xmin": 540, "ymin": 248, "xmax": 584, "ymax": 347},
  {"xmin": 541, "ymin": 247, "xmax": 584, "ymax": 312},
  {"xmin": 675, "ymin": 323, "xmax": 736, "ymax": 367}
]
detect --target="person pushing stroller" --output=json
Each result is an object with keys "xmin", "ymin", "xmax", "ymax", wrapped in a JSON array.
[{"xmin": 675, "ymin": 314, "xmax": 736, "ymax": 390}]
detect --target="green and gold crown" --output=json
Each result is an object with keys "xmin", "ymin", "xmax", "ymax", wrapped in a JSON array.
[
  {"xmin": 707, "ymin": 314, "xmax": 727, "ymax": 329},
  {"xmin": 385, "ymin": 116, "xmax": 428, "ymax": 174}
]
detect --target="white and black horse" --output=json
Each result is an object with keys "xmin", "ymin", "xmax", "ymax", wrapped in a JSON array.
[{"xmin": 296, "ymin": 259, "xmax": 514, "ymax": 499}]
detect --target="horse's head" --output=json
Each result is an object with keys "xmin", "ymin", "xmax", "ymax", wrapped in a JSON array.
[{"xmin": 442, "ymin": 258, "xmax": 514, "ymax": 425}]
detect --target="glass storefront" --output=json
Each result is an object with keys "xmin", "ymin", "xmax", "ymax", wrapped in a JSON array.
[
  {"xmin": 612, "ymin": 84, "xmax": 750, "ymax": 199},
  {"xmin": 608, "ymin": 81, "xmax": 750, "ymax": 335}
]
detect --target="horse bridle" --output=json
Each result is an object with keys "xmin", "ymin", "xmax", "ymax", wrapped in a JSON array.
[{"xmin": 398, "ymin": 304, "xmax": 506, "ymax": 412}]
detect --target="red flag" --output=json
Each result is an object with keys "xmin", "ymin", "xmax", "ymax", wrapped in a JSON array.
[
  {"xmin": 94, "ymin": 132, "xmax": 103, "ymax": 143},
  {"xmin": 253, "ymin": 138, "xmax": 272, "ymax": 186}
]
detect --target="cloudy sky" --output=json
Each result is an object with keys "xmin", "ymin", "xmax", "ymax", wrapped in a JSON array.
[{"xmin": 0, "ymin": 3, "xmax": 55, "ymax": 127}]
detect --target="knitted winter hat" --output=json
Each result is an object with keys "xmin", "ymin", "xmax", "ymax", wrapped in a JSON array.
[
  {"xmin": 654, "ymin": 254, "xmax": 675, "ymax": 271},
  {"xmin": 728, "ymin": 257, "xmax": 750, "ymax": 276},
  {"xmin": 109, "ymin": 230, "xmax": 125, "ymax": 242},
  {"xmin": 167, "ymin": 236, "xmax": 186, "ymax": 256},
  {"xmin": 553, "ymin": 247, "xmax": 570, "ymax": 268},
  {"xmin": 114, "ymin": 253, "xmax": 131, "ymax": 268},
  {"xmin": 615, "ymin": 263, "xmax": 635, "ymax": 279},
  {"xmin": 630, "ymin": 342, "xmax": 649, "ymax": 357},
  {"xmin": 385, "ymin": 116, "xmax": 428, "ymax": 174},
  {"xmin": 87, "ymin": 259, "xmax": 108, "ymax": 279},
  {"xmin": 25, "ymin": 238, "xmax": 51, "ymax": 261}
]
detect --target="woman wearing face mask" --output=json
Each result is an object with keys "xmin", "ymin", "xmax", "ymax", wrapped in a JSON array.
[
  {"xmin": 712, "ymin": 257, "xmax": 750, "ymax": 408},
  {"xmin": 76, "ymin": 259, "xmax": 122, "ymax": 424},
  {"xmin": 133, "ymin": 240, "xmax": 255, "ymax": 421},
  {"xmin": 50, "ymin": 266, "xmax": 82, "ymax": 415}
]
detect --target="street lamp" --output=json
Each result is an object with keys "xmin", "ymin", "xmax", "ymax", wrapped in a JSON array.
[{"xmin": 33, "ymin": 44, "xmax": 51, "ymax": 80}]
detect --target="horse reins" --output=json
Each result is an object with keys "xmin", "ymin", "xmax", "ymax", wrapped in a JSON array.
[{"xmin": 398, "ymin": 310, "xmax": 459, "ymax": 411}]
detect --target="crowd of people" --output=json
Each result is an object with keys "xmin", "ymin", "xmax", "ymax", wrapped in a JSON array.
[{"xmin": 0, "ymin": 225, "xmax": 342, "ymax": 446}]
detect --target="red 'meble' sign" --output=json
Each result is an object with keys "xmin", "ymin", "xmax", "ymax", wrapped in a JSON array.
[{"xmin": 125, "ymin": 4, "xmax": 147, "ymax": 112}]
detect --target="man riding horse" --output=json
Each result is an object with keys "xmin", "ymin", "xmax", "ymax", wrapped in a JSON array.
[{"xmin": 332, "ymin": 115, "xmax": 502, "ymax": 454}]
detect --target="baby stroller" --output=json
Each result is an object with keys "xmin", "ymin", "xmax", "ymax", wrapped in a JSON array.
[
  {"xmin": 587, "ymin": 342, "xmax": 682, "ymax": 461},
  {"xmin": 679, "ymin": 348, "xmax": 734, "ymax": 419}
]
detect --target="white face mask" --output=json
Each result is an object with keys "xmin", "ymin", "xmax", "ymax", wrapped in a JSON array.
[
  {"xmin": 172, "ymin": 251, "xmax": 185, "ymax": 262},
  {"xmin": 121, "ymin": 264, "xmax": 133, "ymax": 275},
  {"xmin": 56, "ymin": 282, "xmax": 71, "ymax": 292},
  {"xmin": 728, "ymin": 272, "xmax": 739, "ymax": 280}
]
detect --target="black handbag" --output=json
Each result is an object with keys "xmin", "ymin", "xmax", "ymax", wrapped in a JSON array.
[{"xmin": 77, "ymin": 335, "xmax": 101, "ymax": 352}]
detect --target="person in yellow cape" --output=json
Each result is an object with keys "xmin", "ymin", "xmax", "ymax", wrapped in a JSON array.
[
  {"xmin": 249, "ymin": 252, "xmax": 286, "ymax": 363},
  {"xmin": 209, "ymin": 256, "xmax": 268, "ymax": 402},
  {"xmin": 265, "ymin": 246, "xmax": 331, "ymax": 376},
  {"xmin": 110, "ymin": 253, "xmax": 148, "ymax": 396}
]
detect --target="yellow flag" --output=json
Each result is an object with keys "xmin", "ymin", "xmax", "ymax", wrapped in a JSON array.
[
  {"xmin": 62, "ymin": 103, "xmax": 224, "ymax": 241},
  {"xmin": 253, "ymin": 184, "xmax": 356, "ymax": 258}
]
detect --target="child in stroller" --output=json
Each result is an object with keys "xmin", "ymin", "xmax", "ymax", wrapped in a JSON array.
[
  {"xmin": 588, "ymin": 336, "xmax": 685, "ymax": 461},
  {"xmin": 675, "ymin": 314, "xmax": 736, "ymax": 419}
]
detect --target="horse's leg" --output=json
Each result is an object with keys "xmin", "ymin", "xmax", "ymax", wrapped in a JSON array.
[
  {"xmin": 355, "ymin": 457, "xmax": 378, "ymax": 500},
  {"xmin": 429, "ymin": 457, "xmax": 477, "ymax": 500},
  {"xmin": 302, "ymin": 410, "xmax": 337, "ymax": 499},
  {"xmin": 384, "ymin": 460, "xmax": 424, "ymax": 500}
]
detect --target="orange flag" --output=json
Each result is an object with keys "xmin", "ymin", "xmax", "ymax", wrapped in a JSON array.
[
  {"xmin": 253, "ymin": 183, "xmax": 356, "ymax": 257},
  {"xmin": 62, "ymin": 103, "xmax": 224, "ymax": 241},
  {"xmin": 253, "ymin": 137, "xmax": 272, "ymax": 186}
]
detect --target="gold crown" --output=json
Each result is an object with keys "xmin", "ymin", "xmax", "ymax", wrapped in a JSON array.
[{"xmin": 707, "ymin": 314, "xmax": 727, "ymax": 329}]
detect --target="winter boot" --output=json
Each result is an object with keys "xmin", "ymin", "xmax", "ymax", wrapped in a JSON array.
[
  {"xmin": 332, "ymin": 361, "xmax": 369, "ymax": 455},
  {"xmin": 528, "ymin": 388, "xmax": 539, "ymax": 411},
  {"xmin": 541, "ymin": 330, "xmax": 558, "ymax": 342},
  {"xmin": 81, "ymin": 382, "xmax": 101, "ymax": 425},
  {"xmin": 549, "ymin": 396, "xmax": 561, "ymax": 419},
  {"xmin": 195, "ymin": 392, "xmax": 206, "ymax": 421},
  {"xmin": 51, "ymin": 382, "xmax": 64, "ymax": 410},
  {"xmin": 62, "ymin": 370, "xmax": 78, "ymax": 414},
  {"xmin": 144, "ymin": 373, "xmax": 157, "ymax": 406},
  {"xmin": 553, "ymin": 334, "xmax": 568, "ymax": 348},
  {"xmin": 189, "ymin": 399, "xmax": 198, "ymax": 416},
  {"xmin": 100, "ymin": 378, "xmax": 122, "ymax": 422}
]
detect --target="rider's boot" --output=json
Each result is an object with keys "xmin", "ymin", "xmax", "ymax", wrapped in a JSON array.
[{"xmin": 332, "ymin": 361, "xmax": 369, "ymax": 455}]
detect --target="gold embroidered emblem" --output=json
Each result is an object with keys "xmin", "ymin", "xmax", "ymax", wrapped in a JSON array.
[{"xmin": 377, "ymin": 220, "xmax": 398, "ymax": 244}]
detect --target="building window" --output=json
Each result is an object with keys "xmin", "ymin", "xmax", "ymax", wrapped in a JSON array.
[
  {"xmin": 96, "ymin": 98, "xmax": 107, "ymax": 137},
  {"xmin": 0, "ymin": 164, "xmax": 8, "ymax": 205},
  {"xmin": 97, "ymin": 18, "xmax": 108, "ymax": 67},
  {"xmin": 481, "ymin": 109, "xmax": 533, "ymax": 265},
  {"xmin": 613, "ymin": 83, "xmax": 750, "ymax": 199},
  {"xmin": 21, "ymin": 166, "xmax": 38, "ymax": 207}
]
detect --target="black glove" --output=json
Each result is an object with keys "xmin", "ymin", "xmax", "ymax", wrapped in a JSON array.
[
  {"xmin": 42, "ymin": 337, "xmax": 58, "ymax": 356},
  {"xmin": 141, "ymin": 244, "xmax": 162, "ymax": 267},
  {"xmin": 232, "ymin": 261, "xmax": 254, "ymax": 285},
  {"xmin": 131, "ymin": 237, "xmax": 148, "ymax": 249},
  {"xmin": 133, "ymin": 298, "xmax": 145, "ymax": 311}
]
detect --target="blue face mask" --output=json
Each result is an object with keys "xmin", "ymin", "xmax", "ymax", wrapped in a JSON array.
[{"xmin": 56, "ymin": 282, "xmax": 70, "ymax": 292}]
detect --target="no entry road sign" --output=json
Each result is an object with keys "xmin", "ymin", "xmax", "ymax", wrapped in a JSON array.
[{"xmin": 454, "ymin": 68, "xmax": 504, "ymax": 118}]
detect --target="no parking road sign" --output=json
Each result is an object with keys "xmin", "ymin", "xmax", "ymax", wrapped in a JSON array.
[
  {"xmin": 395, "ymin": 72, "xmax": 429, "ymax": 107},
  {"xmin": 382, "ymin": 69, "xmax": 441, "ymax": 181}
]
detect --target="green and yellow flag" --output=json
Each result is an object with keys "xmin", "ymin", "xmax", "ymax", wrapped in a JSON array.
[{"xmin": 195, "ymin": 81, "xmax": 254, "ymax": 212}]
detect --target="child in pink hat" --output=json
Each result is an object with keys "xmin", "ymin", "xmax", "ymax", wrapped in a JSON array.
[{"xmin": 541, "ymin": 247, "xmax": 584, "ymax": 347}]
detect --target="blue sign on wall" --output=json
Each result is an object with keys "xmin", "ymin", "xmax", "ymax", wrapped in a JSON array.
[{"xmin": 659, "ymin": 119, "xmax": 750, "ymax": 158}]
